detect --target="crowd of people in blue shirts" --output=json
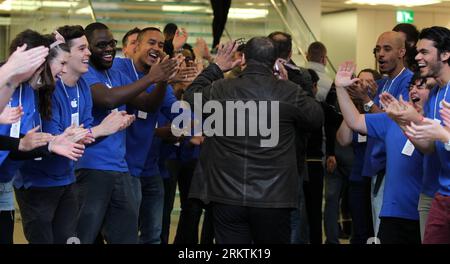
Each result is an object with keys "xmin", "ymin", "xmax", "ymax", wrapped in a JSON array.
[{"xmin": 0, "ymin": 20, "xmax": 448, "ymax": 245}]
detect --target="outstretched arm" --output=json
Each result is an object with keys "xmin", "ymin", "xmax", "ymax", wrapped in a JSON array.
[{"xmin": 334, "ymin": 61, "xmax": 367, "ymax": 134}]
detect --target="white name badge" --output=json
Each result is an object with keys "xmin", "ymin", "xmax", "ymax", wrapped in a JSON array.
[
  {"xmin": 358, "ymin": 133, "xmax": 367, "ymax": 143},
  {"xmin": 71, "ymin": 112, "xmax": 79, "ymax": 126},
  {"xmin": 401, "ymin": 139, "xmax": 415, "ymax": 156},
  {"xmin": 10, "ymin": 120, "xmax": 21, "ymax": 138},
  {"xmin": 434, "ymin": 118, "xmax": 442, "ymax": 124},
  {"xmin": 137, "ymin": 111, "xmax": 148, "ymax": 120},
  {"xmin": 34, "ymin": 157, "xmax": 42, "ymax": 161}
]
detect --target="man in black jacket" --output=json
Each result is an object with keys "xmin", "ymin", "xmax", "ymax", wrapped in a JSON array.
[{"xmin": 183, "ymin": 37, "xmax": 323, "ymax": 244}]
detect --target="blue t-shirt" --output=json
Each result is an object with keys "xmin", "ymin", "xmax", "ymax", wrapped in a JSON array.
[
  {"xmin": 0, "ymin": 83, "xmax": 35, "ymax": 183},
  {"xmin": 75, "ymin": 65, "xmax": 132, "ymax": 172},
  {"xmin": 18, "ymin": 78, "xmax": 94, "ymax": 188},
  {"xmin": 365, "ymin": 113, "xmax": 422, "ymax": 220},
  {"xmin": 113, "ymin": 57, "xmax": 178, "ymax": 177},
  {"xmin": 139, "ymin": 88, "xmax": 178, "ymax": 177},
  {"xmin": 349, "ymin": 132, "xmax": 367, "ymax": 182},
  {"xmin": 362, "ymin": 68, "xmax": 413, "ymax": 177},
  {"xmin": 426, "ymin": 84, "xmax": 450, "ymax": 196}
]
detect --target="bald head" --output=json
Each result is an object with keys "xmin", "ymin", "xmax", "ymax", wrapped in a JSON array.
[
  {"xmin": 377, "ymin": 31, "xmax": 405, "ymax": 50},
  {"xmin": 374, "ymin": 31, "xmax": 407, "ymax": 76}
]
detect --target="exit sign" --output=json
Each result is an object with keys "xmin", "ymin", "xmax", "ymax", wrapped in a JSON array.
[{"xmin": 397, "ymin": 10, "xmax": 414, "ymax": 24}]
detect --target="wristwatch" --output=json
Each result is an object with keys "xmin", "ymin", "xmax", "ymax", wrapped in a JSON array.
[{"xmin": 363, "ymin": 100, "xmax": 374, "ymax": 112}]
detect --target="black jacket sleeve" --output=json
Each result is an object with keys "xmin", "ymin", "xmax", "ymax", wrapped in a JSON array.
[
  {"xmin": 184, "ymin": 63, "xmax": 224, "ymax": 108},
  {"xmin": 8, "ymin": 145, "xmax": 51, "ymax": 160},
  {"xmin": 0, "ymin": 135, "xmax": 20, "ymax": 151}
]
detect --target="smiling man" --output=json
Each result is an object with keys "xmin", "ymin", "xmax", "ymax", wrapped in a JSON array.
[{"xmin": 74, "ymin": 22, "xmax": 178, "ymax": 244}]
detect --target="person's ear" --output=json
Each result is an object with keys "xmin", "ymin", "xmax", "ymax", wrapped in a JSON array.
[
  {"xmin": 440, "ymin": 50, "xmax": 449, "ymax": 64},
  {"xmin": 241, "ymin": 53, "xmax": 246, "ymax": 66},
  {"xmin": 399, "ymin": 47, "xmax": 406, "ymax": 59}
]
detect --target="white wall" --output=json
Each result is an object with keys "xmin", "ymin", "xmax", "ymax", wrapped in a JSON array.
[
  {"xmin": 321, "ymin": 10, "xmax": 357, "ymax": 70},
  {"xmin": 292, "ymin": 0, "xmax": 321, "ymax": 40}
]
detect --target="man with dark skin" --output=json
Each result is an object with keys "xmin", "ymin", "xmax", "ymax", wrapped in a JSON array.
[{"xmin": 74, "ymin": 22, "xmax": 179, "ymax": 244}]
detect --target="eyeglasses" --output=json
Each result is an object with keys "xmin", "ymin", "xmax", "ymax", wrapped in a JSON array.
[{"xmin": 95, "ymin": 39, "xmax": 118, "ymax": 49}]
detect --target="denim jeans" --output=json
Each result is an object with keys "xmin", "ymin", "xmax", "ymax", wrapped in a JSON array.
[
  {"xmin": 138, "ymin": 175, "xmax": 164, "ymax": 244},
  {"xmin": 371, "ymin": 174, "xmax": 385, "ymax": 236},
  {"xmin": 324, "ymin": 164, "xmax": 350, "ymax": 244},
  {"xmin": 0, "ymin": 180, "xmax": 14, "ymax": 211},
  {"xmin": 15, "ymin": 184, "xmax": 78, "ymax": 244},
  {"xmin": 75, "ymin": 169, "xmax": 139, "ymax": 244},
  {"xmin": 290, "ymin": 165, "xmax": 309, "ymax": 244},
  {"xmin": 417, "ymin": 193, "xmax": 433, "ymax": 242}
]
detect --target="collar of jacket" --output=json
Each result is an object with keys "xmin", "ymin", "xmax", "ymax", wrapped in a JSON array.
[{"xmin": 240, "ymin": 60, "xmax": 274, "ymax": 77}]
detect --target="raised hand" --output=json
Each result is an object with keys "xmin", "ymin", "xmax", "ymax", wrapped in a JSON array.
[
  {"xmin": 148, "ymin": 55, "xmax": 179, "ymax": 83},
  {"xmin": 5, "ymin": 45, "xmax": 49, "ymax": 86},
  {"xmin": 171, "ymin": 61, "xmax": 199, "ymax": 83},
  {"xmin": 366, "ymin": 78, "xmax": 378, "ymax": 99},
  {"xmin": 214, "ymin": 41, "xmax": 241, "ymax": 72},
  {"xmin": 193, "ymin": 38, "xmax": 212, "ymax": 61},
  {"xmin": 18, "ymin": 126, "xmax": 53, "ymax": 151},
  {"xmin": 48, "ymin": 133, "xmax": 85, "ymax": 161},
  {"xmin": 379, "ymin": 92, "xmax": 397, "ymax": 109},
  {"xmin": 172, "ymin": 28, "xmax": 188, "ymax": 51},
  {"xmin": 0, "ymin": 106, "xmax": 23, "ymax": 124},
  {"xmin": 335, "ymin": 61, "xmax": 358, "ymax": 88},
  {"xmin": 347, "ymin": 80, "xmax": 369, "ymax": 102}
]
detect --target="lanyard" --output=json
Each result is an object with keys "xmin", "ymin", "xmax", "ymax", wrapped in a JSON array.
[
  {"xmin": 18, "ymin": 84, "xmax": 22, "ymax": 107},
  {"xmin": 33, "ymin": 91, "xmax": 43, "ymax": 132},
  {"xmin": 104, "ymin": 70, "xmax": 113, "ymax": 88},
  {"xmin": 381, "ymin": 67, "xmax": 406, "ymax": 93},
  {"xmin": 60, "ymin": 79, "xmax": 80, "ymax": 115},
  {"xmin": 434, "ymin": 81, "xmax": 450, "ymax": 120},
  {"xmin": 131, "ymin": 60, "xmax": 139, "ymax": 81}
]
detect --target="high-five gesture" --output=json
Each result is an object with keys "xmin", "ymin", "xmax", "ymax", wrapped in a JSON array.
[
  {"xmin": 214, "ymin": 41, "xmax": 241, "ymax": 72},
  {"xmin": 335, "ymin": 61, "xmax": 359, "ymax": 88},
  {"xmin": 3, "ymin": 44, "xmax": 49, "ymax": 86},
  {"xmin": 172, "ymin": 28, "xmax": 188, "ymax": 51}
]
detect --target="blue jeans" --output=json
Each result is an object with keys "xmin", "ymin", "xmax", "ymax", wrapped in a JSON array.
[
  {"xmin": 371, "ymin": 174, "xmax": 385, "ymax": 236},
  {"xmin": 0, "ymin": 180, "xmax": 14, "ymax": 211},
  {"xmin": 290, "ymin": 165, "xmax": 309, "ymax": 244},
  {"xmin": 324, "ymin": 164, "xmax": 350, "ymax": 244},
  {"xmin": 138, "ymin": 175, "xmax": 164, "ymax": 244},
  {"xmin": 75, "ymin": 169, "xmax": 139, "ymax": 244}
]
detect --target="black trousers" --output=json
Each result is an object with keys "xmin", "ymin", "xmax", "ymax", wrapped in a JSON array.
[
  {"xmin": 0, "ymin": 210, "xmax": 14, "ymax": 244},
  {"xmin": 348, "ymin": 179, "xmax": 374, "ymax": 244},
  {"xmin": 173, "ymin": 159, "xmax": 214, "ymax": 244},
  {"xmin": 378, "ymin": 217, "xmax": 421, "ymax": 244},
  {"xmin": 210, "ymin": 0, "xmax": 232, "ymax": 49},
  {"xmin": 303, "ymin": 161, "xmax": 324, "ymax": 244},
  {"xmin": 15, "ymin": 184, "xmax": 78, "ymax": 244},
  {"xmin": 212, "ymin": 203, "xmax": 291, "ymax": 244}
]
